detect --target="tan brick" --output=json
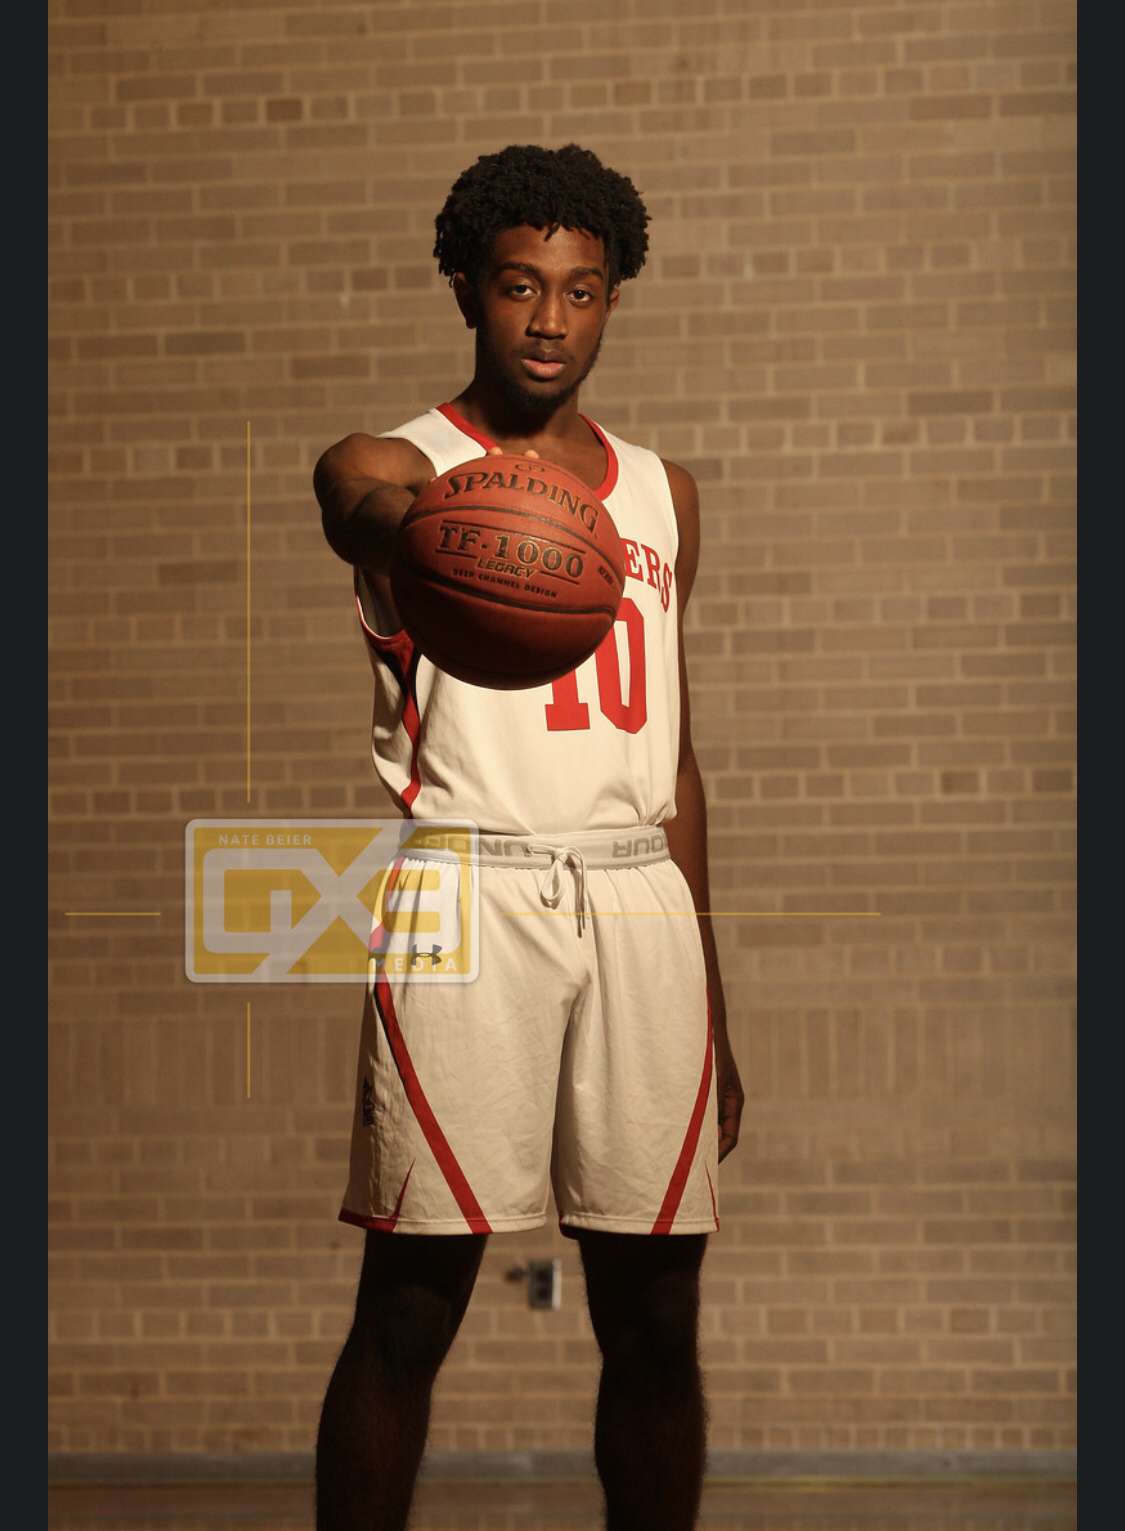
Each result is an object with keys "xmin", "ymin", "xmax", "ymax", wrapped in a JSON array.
[{"xmin": 48, "ymin": 0, "xmax": 1076, "ymax": 1457}]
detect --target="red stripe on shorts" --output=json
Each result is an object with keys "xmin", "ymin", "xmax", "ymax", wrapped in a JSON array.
[
  {"xmin": 372, "ymin": 973, "xmax": 493, "ymax": 1234},
  {"xmin": 650, "ymin": 993, "xmax": 715, "ymax": 1235}
]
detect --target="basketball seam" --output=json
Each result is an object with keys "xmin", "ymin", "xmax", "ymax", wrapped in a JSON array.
[
  {"xmin": 394, "ymin": 565, "xmax": 619, "ymax": 622},
  {"xmin": 412, "ymin": 645, "xmax": 601, "ymax": 683}
]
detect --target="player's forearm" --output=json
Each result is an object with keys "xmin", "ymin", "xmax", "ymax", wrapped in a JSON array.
[
  {"xmin": 663, "ymin": 753, "xmax": 728, "ymax": 1025},
  {"xmin": 317, "ymin": 473, "xmax": 415, "ymax": 575},
  {"xmin": 312, "ymin": 440, "xmax": 419, "ymax": 575}
]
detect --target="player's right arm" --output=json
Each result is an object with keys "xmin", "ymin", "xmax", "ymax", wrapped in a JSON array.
[{"xmin": 314, "ymin": 432, "xmax": 434, "ymax": 576}]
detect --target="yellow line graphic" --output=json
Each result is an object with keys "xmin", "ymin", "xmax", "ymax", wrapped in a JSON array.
[
  {"xmin": 245, "ymin": 419, "xmax": 252, "ymax": 805},
  {"xmin": 64, "ymin": 911, "xmax": 162, "ymax": 918},
  {"xmin": 501, "ymin": 911, "xmax": 881, "ymax": 919}
]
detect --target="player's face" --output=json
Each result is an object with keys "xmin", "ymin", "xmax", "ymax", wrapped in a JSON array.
[{"xmin": 465, "ymin": 224, "xmax": 619, "ymax": 415}]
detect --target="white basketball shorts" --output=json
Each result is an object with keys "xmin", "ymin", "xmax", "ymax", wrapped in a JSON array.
[{"xmin": 338, "ymin": 825, "xmax": 720, "ymax": 1239}]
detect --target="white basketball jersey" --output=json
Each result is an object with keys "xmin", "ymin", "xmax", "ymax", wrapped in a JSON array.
[{"xmin": 354, "ymin": 402, "xmax": 681, "ymax": 836}]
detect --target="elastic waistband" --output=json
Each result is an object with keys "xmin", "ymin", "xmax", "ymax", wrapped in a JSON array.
[{"xmin": 399, "ymin": 825, "xmax": 670, "ymax": 871}]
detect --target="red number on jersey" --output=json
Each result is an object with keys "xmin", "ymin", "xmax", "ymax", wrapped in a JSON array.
[{"xmin": 544, "ymin": 597, "xmax": 647, "ymax": 734}]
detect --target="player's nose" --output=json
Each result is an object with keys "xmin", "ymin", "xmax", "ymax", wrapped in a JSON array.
[{"xmin": 526, "ymin": 296, "xmax": 566, "ymax": 338}]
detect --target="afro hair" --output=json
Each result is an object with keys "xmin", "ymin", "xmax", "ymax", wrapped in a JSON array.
[{"xmin": 434, "ymin": 143, "xmax": 650, "ymax": 291}]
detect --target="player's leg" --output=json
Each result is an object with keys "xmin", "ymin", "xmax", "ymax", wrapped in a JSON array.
[
  {"xmin": 554, "ymin": 850, "xmax": 717, "ymax": 1528},
  {"xmin": 577, "ymin": 1229, "xmax": 710, "ymax": 1531},
  {"xmin": 315, "ymin": 1228, "xmax": 488, "ymax": 1531}
]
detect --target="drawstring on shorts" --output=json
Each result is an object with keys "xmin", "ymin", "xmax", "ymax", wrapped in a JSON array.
[
  {"xmin": 528, "ymin": 844, "xmax": 589, "ymax": 937},
  {"xmin": 396, "ymin": 826, "xmax": 671, "ymax": 944}
]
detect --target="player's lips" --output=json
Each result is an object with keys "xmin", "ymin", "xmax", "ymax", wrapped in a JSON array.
[{"xmin": 520, "ymin": 355, "xmax": 568, "ymax": 380}]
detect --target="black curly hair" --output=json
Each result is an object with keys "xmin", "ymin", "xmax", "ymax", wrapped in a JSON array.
[{"xmin": 434, "ymin": 143, "xmax": 650, "ymax": 292}]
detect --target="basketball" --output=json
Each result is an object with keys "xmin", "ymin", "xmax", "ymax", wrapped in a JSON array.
[{"xmin": 389, "ymin": 453, "xmax": 626, "ymax": 689}]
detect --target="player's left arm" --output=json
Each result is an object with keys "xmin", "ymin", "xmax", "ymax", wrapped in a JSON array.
[{"xmin": 660, "ymin": 459, "xmax": 745, "ymax": 1164}]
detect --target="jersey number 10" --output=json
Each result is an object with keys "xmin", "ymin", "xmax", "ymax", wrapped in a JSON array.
[{"xmin": 543, "ymin": 597, "xmax": 647, "ymax": 736}]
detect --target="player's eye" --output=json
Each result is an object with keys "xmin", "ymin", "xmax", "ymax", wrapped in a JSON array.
[
  {"xmin": 571, "ymin": 288, "xmax": 592, "ymax": 301},
  {"xmin": 507, "ymin": 283, "xmax": 534, "ymax": 296}
]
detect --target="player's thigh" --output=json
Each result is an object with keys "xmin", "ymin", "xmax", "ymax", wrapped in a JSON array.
[{"xmin": 553, "ymin": 855, "xmax": 715, "ymax": 1235}]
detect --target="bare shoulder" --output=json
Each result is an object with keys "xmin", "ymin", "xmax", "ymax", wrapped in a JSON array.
[
  {"xmin": 314, "ymin": 431, "xmax": 434, "ymax": 499},
  {"xmin": 660, "ymin": 458, "xmax": 701, "ymax": 574},
  {"xmin": 661, "ymin": 458, "xmax": 699, "ymax": 514}
]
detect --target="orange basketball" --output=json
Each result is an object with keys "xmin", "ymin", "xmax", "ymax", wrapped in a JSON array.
[{"xmin": 389, "ymin": 453, "xmax": 626, "ymax": 689}]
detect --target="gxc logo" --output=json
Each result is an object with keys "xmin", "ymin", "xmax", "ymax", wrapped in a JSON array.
[{"xmin": 185, "ymin": 820, "xmax": 479, "ymax": 983}]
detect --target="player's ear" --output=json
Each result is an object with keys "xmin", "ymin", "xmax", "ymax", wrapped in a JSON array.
[
  {"xmin": 452, "ymin": 272, "xmax": 478, "ymax": 330},
  {"xmin": 605, "ymin": 283, "xmax": 621, "ymax": 319}
]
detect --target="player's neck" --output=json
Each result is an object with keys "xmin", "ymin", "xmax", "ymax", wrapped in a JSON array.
[{"xmin": 451, "ymin": 378, "xmax": 589, "ymax": 454}]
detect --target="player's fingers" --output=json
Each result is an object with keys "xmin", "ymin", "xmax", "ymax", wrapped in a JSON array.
[{"xmin": 718, "ymin": 1101, "xmax": 740, "ymax": 1161}]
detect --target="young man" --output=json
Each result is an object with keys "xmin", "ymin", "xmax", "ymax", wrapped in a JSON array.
[{"xmin": 313, "ymin": 144, "xmax": 745, "ymax": 1531}]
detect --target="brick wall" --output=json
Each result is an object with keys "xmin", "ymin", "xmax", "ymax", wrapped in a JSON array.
[{"xmin": 48, "ymin": 0, "xmax": 1075, "ymax": 1456}]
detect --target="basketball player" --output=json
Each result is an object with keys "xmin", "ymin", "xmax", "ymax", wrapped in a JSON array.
[{"xmin": 313, "ymin": 144, "xmax": 745, "ymax": 1531}]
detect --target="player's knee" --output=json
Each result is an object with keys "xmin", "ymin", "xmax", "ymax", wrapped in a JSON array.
[
  {"xmin": 352, "ymin": 1230, "xmax": 485, "ymax": 1378},
  {"xmin": 642, "ymin": 1273, "xmax": 700, "ymax": 1359},
  {"xmin": 602, "ymin": 1270, "xmax": 701, "ymax": 1368},
  {"xmin": 357, "ymin": 1282, "xmax": 461, "ymax": 1379}
]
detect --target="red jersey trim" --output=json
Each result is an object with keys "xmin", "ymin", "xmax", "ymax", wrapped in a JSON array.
[
  {"xmin": 436, "ymin": 401, "xmax": 619, "ymax": 503},
  {"xmin": 581, "ymin": 414, "xmax": 619, "ymax": 500},
  {"xmin": 353, "ymin": 571, "xmax": 423, "ymax": 815},
  {"xmin": 353, "ymin": 566, "xmax": 410, "ymax": 652},
  {"xmin": 436, "ymin": 400, "xmax": 493, "ymax": 453}
]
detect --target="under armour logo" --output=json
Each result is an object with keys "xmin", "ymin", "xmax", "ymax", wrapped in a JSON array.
[{"xmin": 408, "ymin": 944, "xmax": 443, "ymax": 967}]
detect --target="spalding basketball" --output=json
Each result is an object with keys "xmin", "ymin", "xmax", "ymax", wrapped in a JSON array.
[{"xmin": 389, "ymin": 453, "xmax": 626, "ymax": 689}]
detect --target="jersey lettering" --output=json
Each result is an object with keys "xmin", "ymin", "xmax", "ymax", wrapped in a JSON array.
[{"xmin": 620, "ymin": 537, "xmax": 672, "ymax": 611}]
